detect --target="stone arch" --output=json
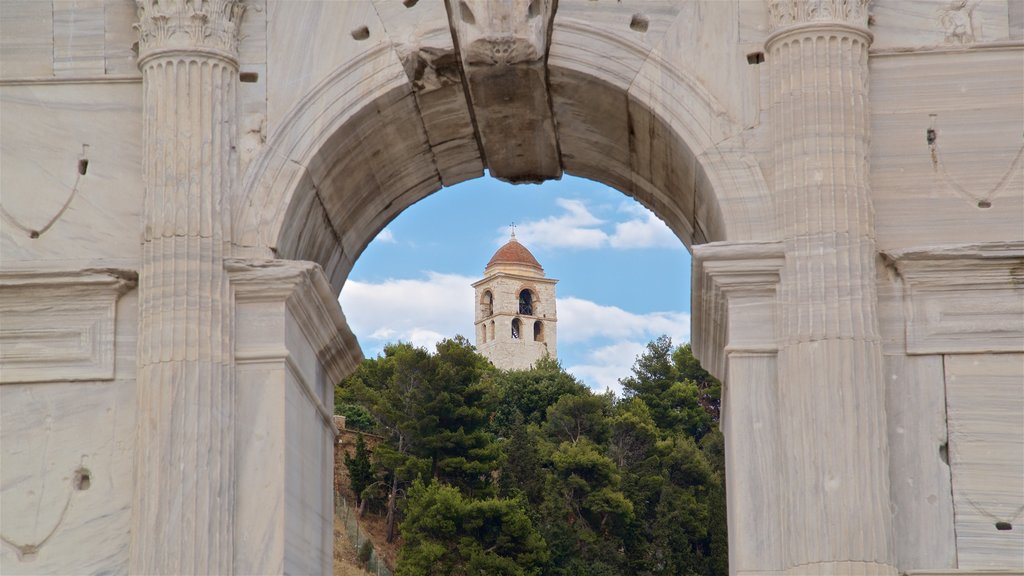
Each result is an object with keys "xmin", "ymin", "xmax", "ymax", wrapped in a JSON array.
[
  {"xmin": 481, "ymin": 290, "xmax": 493, "ymax": 318},
  {"xmin": 232, "ymin": 9, "xmax": 772, "ymax": 295},
  {"xmin": 518, "ymin": 289, "xmax": 534, "ymax": 316}
]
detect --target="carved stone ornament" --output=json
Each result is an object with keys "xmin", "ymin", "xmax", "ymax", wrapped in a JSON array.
[
  {"xmin": 453, "ymin": 0, "xmax": 554, "ymax": 66},
  {"xmin": 133, "ymin": 0, "xmax": 246, "ymax": 60},
  {"xmin": 767, "ymin": 0, "xmax": 870, "ymax": 32}
]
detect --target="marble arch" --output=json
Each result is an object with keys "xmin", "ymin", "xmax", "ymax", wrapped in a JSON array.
[{"xmin": 1, "ymin": 1, "xmax": 1022, "ymax": 575}]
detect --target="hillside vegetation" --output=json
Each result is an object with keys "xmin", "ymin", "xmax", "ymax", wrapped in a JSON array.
[{"xmin": 336, "ymin": 335, "xmax": 727, "ymax": 576}]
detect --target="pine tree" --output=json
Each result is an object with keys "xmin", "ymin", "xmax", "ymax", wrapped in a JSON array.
[{"xmin": 344, "ymin": 433, "xmax": 374, "ymax": 508}]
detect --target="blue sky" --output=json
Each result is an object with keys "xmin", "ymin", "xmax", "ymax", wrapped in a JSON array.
[{"xmin": 339, "ymin": 174, "xmax": 692, "ymax": 394}]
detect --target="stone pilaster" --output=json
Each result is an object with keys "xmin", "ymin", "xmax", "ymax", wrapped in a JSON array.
[
  {"xmin": 766, "ymin": 1, "xmax": 898, "ymax": 573},
  {"xmin": 693, "ymin": 241, "xmax": 786, "ymax": 575},
  {"xmin": 131, "ymin": 1, "xmax": 244, "ymax": 573}
]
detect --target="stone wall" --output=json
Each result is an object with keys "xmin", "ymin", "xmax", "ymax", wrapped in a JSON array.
[{"xmin": 0, "ymin": 1, "xmax": 1021, "ymax": 574}]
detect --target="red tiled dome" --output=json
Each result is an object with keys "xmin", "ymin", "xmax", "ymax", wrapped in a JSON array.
[{"xmin": 485, "ymin": 237, "xmax": 543, "ymax": 273}]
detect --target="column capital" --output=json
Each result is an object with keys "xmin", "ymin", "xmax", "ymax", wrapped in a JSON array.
[
  {"xmin": 133, "ymin": 0, "xmax": 246, "ymax": 64},
  {"xmin": 766, "ymin": 0, "xmax": 870, "ymax": 37}
]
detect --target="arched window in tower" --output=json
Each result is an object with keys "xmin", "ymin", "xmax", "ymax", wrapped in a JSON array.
[
  {"xmin": 489, "ymin": 320, "xmax": 495, "ymax": 341},
  {"xmin": 511, "ymin": 318, "xmax": 521, "ymax": 339},
  {"xmin": 480, "ymin": 323, "xmax": 487, "ymax": 343},
  {"xmin": 533, "ymin": 320, "xmax": 543, "ymax": 342},
  {"xmin": 481, "ymin": 291, "xmax": 493, "ymax": 317},
  {"xmin": 519, "ymin": 289, "xmax": 533, "ymax": 315}
]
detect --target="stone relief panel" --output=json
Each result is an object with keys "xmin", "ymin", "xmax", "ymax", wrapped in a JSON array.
[
  {"xmin": 885, "ymin": 243, "xmax": 1024, "ymax": 355},
  {"xmin": 0, "ymin": 270, "xmax": 136, "ymax": 384},
  {"xmin": 870, "ymin": 0, "xmax": 1014, "ymax": 50}
]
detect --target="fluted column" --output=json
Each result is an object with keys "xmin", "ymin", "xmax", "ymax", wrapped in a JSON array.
[
  {"xmin": 131, "ymin": 1, "xmax": 244, "ymax": 573},
  {"xmin": 766, "ymin": 1, "xmax": 897, "ymax": 573}
]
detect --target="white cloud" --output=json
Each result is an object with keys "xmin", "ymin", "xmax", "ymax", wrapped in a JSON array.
[
  {"xmin": 339, "ymin": 275, "xmax": 689, "ymax": 395},
  {"xmin": 567, "ymin": 341, "xmax": 647, "ymax": 396},
  {"xmin": 511, "ymin": 198, "xmax": 607, "ymax": 249},
  {"xmin": 339, "ymin": 272, "xmax": 476, "ymax": 355},
  {"xmin": 376, "ymin": 228, "xmax": 397, "ymax": 244},
  {"xmin": 608, "ymin": 210, "xmax": 679, "ymax": 249},
  {"xmin": 506, "ymin": 197, "xmax": 680, "ymax": 250},
  {"xmin": 556, "ymin": 297, "xmax": 689, "ymax": 344}
]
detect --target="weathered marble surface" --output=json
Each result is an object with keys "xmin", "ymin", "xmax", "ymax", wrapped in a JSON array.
[
  {"xmin": 945, "ymin": 353, "xmax": 1024, "ymax": 569},
  {"xmin": 0, "ymin": 83, "xmax": 143, "ymax": 265},
  {"xmin": 0, "ymin": 289, "xmax": 137, "ymax": 575},
  {"xmin": 2, "ymin": 0, "xmax": 1023, "ymax": 574}
]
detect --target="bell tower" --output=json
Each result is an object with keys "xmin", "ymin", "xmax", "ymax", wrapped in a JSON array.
[{"xmin": 473, "ymin": 232, "xmax": 557, "ymax": 370}]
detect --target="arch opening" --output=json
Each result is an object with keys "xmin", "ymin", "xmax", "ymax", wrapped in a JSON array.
[
  {"xmin": 235, "ymin": 38, "xmax": 770, "ymax": 298},
  {"xmin": 519, "ymin": 289, "xmax": 533, "ymax": 316}
]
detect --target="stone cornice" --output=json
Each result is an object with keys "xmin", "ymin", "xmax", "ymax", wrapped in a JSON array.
[
  {"xmin": 767, "ymin": 0, "xmax": 870, "ymax": 33},
  {"xmin": 692, "ymin": 241, "xmax": 785, "ymax": 379},
  {"xmin": 0, "ymin": 268, "xmax": 137, "ymax": 384},
  {"xmin": 134, "ymin": 0, "xmax": 246, "ymax": 64},
  {"xmin": 471, "ymin": 271, "xmax": 558, "ymax": 288},
  {"xmin": 884, "ymin": 242, "xmax": 1024, "ymax": 354},
  {"xmin": 226, "ymin": 258, "xmax": 363, "ymax": 383}
]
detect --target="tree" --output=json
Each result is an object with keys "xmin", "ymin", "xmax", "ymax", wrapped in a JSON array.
[
  {"xmin": 491, "ymin": 356, "xmax": 588, "ymax": 435},
  {"xmin": 344, "ymin": 433, "xmax": 374, "ymax": 509},
  {"xmin": 543, "ymin": 392, "xmax": 611, "ymax": 446},
  {"xmin": 337, "ymin": 337, "xmax": 503, "ymax": 540},
  {"xmin": 673, "ymin": 343, "xmax": 722, "ymax": 423},
  {"xmin": 619, "ymin": 336, "xmax": 713, "ymax": 440},
  {"xmin": 396, "ymin": 480, "xmax": 548, "ymax": 576},
  {"xmin": 335, "ymin": 401, "xmax": 377, "ymax": 432}
]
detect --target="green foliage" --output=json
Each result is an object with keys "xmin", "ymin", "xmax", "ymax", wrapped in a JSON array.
[
  {"xmin": 491, "ymin": 356, "xmax": 588, "ymax": 434},
  {"xmin": 396, "ymin": 480, "xmax": 548, "ymax": 576},
  {"xmin": 344, "ymin": 434, "xmax": 375, "ymax": 507},
  {"xmin": 335, "ymin": 401, "xmax": 377, "ymax": 432},
  {"xmin": 619, "ymin": 336, "xmax": 716, "ymax": 440},
  {"xmin": 673, "ymin": 343, "xmax": 722, "ymax": 423},
  {"xmin": 339, "ymin": 334, "xmax": 728, "ymax": 575},
  {"xmin": 358, "ymin": 540, "xmax": 374, "ymax": 566}
]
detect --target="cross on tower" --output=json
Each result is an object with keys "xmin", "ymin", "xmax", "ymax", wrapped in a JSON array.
[{"xmin": 510, "ymin": 222, "xmax": 517, "ymax": 238}]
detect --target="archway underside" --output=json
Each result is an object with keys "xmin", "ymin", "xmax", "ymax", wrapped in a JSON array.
[
  {"xmin": 236, "ymin": 1, "xmax": 771, "ymax": 295},
  {"xmin": 275, "ymin": 72, "xmax": 723, "ymax": 293}
]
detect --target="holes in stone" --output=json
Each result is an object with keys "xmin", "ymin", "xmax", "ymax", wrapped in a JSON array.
[
  {"xmin": 629, "ymin": 13, "xmax": 649, "ymax": 32},
  {"xmin": 74, "ymin": 468, "xmax": 91, "ymax": 491},
  {"xmin": 460, "ymin": 1, "xmax": 475, "ymax": 25},
  {"xmin": 528, "ymin": 0, "xmax": 540, "ymax": 19},
  {"xmin": 996, "ymin": 521, "xmax": 1013, "ymax": 531},
  {"xmin": 29, "ymin": 230, "xmax": 39, "ymax": 239},
  {"xmin": 926, "ymin": 128, "xmax": 937, "ymax": 145},
  {"xmin": 747, "ymin": 51, "xmax": 765, "ymax": 65},
  {"xmin": 239, "ymin": 71, "xmax": 259, "ymax": 83},
  {"xmin": 351, "ymin": 26, "xmax": 370, "ymax": 41},
  {"xmin": 938, "ymin": 442, "xmax": 949, "ymax": 465},
  {"xmin": 403, "ymin": 0, "xmax": 418, "ymax": 6},
  {"xmin": 77, "ymin": 158, "xmax": 89, "ymax": 176},
  {"xmin": 978, "ymin": 200, "xmax": 992, "ymax": 209}
]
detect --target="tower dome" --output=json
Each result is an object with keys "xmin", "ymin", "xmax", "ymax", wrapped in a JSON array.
[{"xmin": 484, "ymin": 234, "xmax": 545, "ymax": 277}]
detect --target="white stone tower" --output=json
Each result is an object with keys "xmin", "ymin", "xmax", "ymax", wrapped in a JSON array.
[{"xmin": 473, "ymin": 233, "xmax": 557, "ymax": 370}]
